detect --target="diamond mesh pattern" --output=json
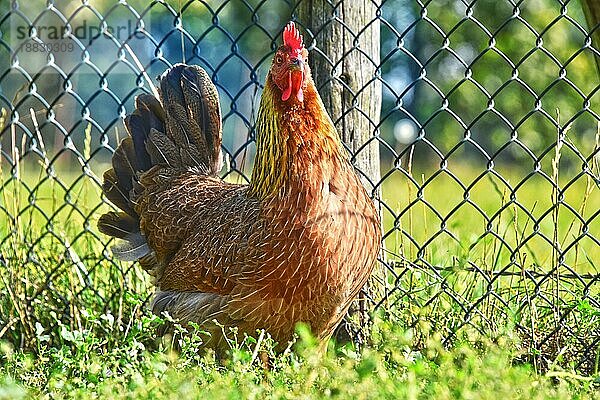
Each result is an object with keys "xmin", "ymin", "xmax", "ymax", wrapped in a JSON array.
[{"xmin": 0, "ymin": 0, "xmax": 598, "ymax": 372}]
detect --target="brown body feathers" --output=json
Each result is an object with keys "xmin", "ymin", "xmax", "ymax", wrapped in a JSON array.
[{"xmin": 98, "ymin": 23, "xmax": 381, "ymax": 352}]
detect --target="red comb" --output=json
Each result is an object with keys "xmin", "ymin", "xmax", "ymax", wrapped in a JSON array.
[{"xmin": 283, "ymin": 22, "xmax": 303, "ymax": 52}]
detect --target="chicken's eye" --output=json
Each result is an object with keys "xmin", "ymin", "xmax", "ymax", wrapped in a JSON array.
[{"xmin": 275, "ymin": 55, "xmax": 284, "ymax": 64}]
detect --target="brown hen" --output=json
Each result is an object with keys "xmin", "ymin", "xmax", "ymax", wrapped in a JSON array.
[{"xmin": 98, "ymin": 22, "xmax": 381, "ymax": 352}]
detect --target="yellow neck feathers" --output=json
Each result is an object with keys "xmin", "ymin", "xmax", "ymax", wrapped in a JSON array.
[{"xmin": 248, "ymin": 76, "xmax": 345, "ymax": 199}]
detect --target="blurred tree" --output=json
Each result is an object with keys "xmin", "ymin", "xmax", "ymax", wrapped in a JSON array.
[
  {"xmin": 3, "ymin": 0, "xmax": 597, "ymax": 175},
  {"xmin": 379, "ymin": 0, "xmax": 599, "ymax": 171}
]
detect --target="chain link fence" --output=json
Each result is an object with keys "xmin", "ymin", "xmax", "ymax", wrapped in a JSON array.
[{"xmin": 1, "ymin": 0, "xmax": 599, "ymax": 373}]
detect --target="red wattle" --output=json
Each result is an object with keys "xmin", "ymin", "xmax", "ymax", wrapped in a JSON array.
[
  {"xmin": 281, "ymin": 72, "xmax": 292, "ymax": 101},
  {"xmin": 296, "ymin": 70, "xmax": 304, "ymax": 102},
  {"xmin": 282, "ymin": 70, "xmax": 305, "ymax": 102}
]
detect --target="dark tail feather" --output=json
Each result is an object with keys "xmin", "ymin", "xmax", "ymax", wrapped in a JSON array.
[
  {"xmin": 159, "ymin": 64, "xmax": 223, "ymax": 174},
  {"xmin": 125, "ymin": 93, "xmax": 165, "ymax": 171},
  {"xmin": 98, "ymin": 63, "xmax": 223, "ymax": 262},
  {"xmin": 101, "ymin": 169, "xmax": 136, "ymax": 217},
  {"xmin": 97, "ymin": 212, "xmax": 138, "ymax": 239}
]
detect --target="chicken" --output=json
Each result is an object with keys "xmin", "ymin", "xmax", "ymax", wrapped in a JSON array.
[{"xmin": 98, "ymin": 22, "xmax": 381, "ymax": 352}]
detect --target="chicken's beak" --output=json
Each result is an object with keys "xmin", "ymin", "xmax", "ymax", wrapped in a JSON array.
[
  {"xmin": 289, "ymin": 57, "xmax": 304, "ymax": 72},
  {"xmin": 281, "ymin": 58, "xmax": 305, "ymax": 103}
]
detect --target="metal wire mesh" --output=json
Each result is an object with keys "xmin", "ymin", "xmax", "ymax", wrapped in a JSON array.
[{"xmin": 0, "ymin": 0, "xmax": 599, "ymax": 372}]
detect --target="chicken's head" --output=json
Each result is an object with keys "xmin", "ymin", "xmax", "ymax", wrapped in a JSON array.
[{"xmin": 270, "ymin": 22, "xmax": 309, "ymax": 103}]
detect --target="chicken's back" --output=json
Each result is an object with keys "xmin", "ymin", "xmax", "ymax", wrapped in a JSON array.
[
  {"xmin": 97, "ymin": 64, "xmax": 253, "ymax": 349},
  {"xmin": 136, "ymin": 170, "xmax": 257, "ymax": 287},
  {"xmin": 134, "ymin": 169, "xmax": 264, "ymax": 349},
  {"xmin": 98, "ymin": 64, "xmax": 223, "ymax": 264}
]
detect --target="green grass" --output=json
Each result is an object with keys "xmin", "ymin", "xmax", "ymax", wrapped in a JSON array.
[
  {"xmin": 1, "ymin": 158, "xmax": 599, "ymax": 398},
  {"xmin": 1, "ymin": 120, "xmax": 599, "ymax": 397},
  {"xmin": 1, "ymin": 317, "xmax": 599, "ymax": 399}
]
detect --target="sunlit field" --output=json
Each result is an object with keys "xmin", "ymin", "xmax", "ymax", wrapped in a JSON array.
[{"xmin": 1, "ymin": 147, "xmax": 599, "ymax": 397}]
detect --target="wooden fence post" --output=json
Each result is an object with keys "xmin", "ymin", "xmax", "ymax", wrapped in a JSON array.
[
  {"xmin": 296, "ymin": 0, "xmax": 383, "ymax": 346},
  {"xmin": 583, "ymin": 0, "xmax": 600, "ymax": 78}
]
